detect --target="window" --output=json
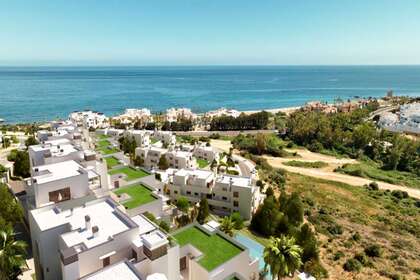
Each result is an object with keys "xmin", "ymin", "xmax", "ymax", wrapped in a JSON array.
[
  {"xmin": 187, "ymin": 191, "xmax": 191, "ymax": 195},
  {"xmin": 233, "ymin": 201, "xmax": 239, "ymax": 207},
  {"xmin": 194, "ymin": 192, "xmax": 199, "ymax": 196},
  {"xmin": 48, "ymin": 187, "xmax": 71, "ymax": 203},
  {"xmin": 103, "ymin": 257, "xmax": 110, "ymax": 267},
  {"xmin": 174, "ymin": 190, "xmax": 178, "ymax": 194},
  {"xmin": 233, "ymin": 191, "xmax": 239, "ymax": 198},
  {"xmin": 222, "ymin": 196, "xmax": 227, "ymax": 201}
]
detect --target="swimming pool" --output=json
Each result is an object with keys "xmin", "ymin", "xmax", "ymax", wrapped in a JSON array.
[{"xmin": 234, "ymin": 233, "xmax": 266, "ymax": 272}]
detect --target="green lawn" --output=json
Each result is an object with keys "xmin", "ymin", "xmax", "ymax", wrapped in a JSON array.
[
  {"xmin": 335, "ymin": 162, "xmax": 420, "ymax": 189},
  {"xmin": 105, "ymin": 156, "xmax": 120, "ymax": 169},
  {"xmin": 196, "ymin": 158, "xmax": 209, "ymax": 168},
  {"xmin": 173, "ymin": 226, "xmax": 243, "ymax": 271},
  {"xmin": 108, "ymin": 166, "xmax": 149, "ymax": 181},
  {"xmin": 150, "ymin": 137, "xmax": 159, "ymax": 144},
  {"xmin": 113, "ymin": 184, "xmax": 156, "ymax": 209},
  {"xmin": 96, "ymin": 139, "xmax": 119, "ymax": 155},
  {"xmin": 98, "ymin": 134, "xmax": 109, "ymax": 139}
]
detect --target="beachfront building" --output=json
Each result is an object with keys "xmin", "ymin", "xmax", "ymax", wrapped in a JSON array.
[
  {"xmin": 124, "ymin": 130, "xmax": 151, "ymax": 147},
  {"xmin": 96, "ymin": 128, "xmax": 125, "ymax": 138},
  {"xmin": 29, "ymin": 197, "xmax": 179, "ymax": 280},
  {"xmin": 378, "ymin": 102, "xmax": 420, "ymax": 134},
  {"xmin": 205, "ymin": 107, "xmax": 241, "ymax": 119},
  {"xmin": 69, "ymin": 111, "xmax": 108, "ymax": 129},
  {"xmin": 37, "ymin": 122, "xmax": 82, "ymax": 143},
  {"xmin": 135, "ymin": 147, "xmax": 195, "ymax": 170},
  {"xmin": 193, "ymin": 143, "xmax": 219, "ymax": 162},
  {"xmin": 167, "ymin": 169, "xmax": 262, "ymax": 220},
  {"xmin": 164, "ymin": 108, "xmax": 196, "ymax": 123},
  {"xmin": 153, "ymin": 131, "xmax": 176, "ymax": 146},
  {"xmin": 114, "ymin": 108, "xmax": 153, "ymax": 126}
]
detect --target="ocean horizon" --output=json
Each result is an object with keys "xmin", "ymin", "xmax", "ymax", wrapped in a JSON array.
[{"xmin": 1, "ymin": 65, "xmax": 420, "ymax": 124}]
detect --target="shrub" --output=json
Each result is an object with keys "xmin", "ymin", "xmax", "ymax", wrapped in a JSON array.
[
  {"xmin": 327, "ymin": 224, "xmax": 343, "ymax": 235},
  {"xmin": 230, "ymin": 212, "xmax": 244, "ymax": 230},
  {"xmin": 143, "ymin": 212, "xmax": 156, "ymax": 223},
  {"xmin": 391, "ymin": 190, "xmax": 409, "ymax": 199},
  {"xmin": 159, "ymin": 220, "xmax": 170, "ymax": 232},
  {"xmin": 343, "ymin": 258, "xmax": 362, "ymax": 272},
  {"xmin": 364, "ymin": 244, "xmax": 382, "ymax": 257},
  {"xmin": 352, "ymin": 232, "xmax": 362, "ymax": 242},
  {"xmin": 368, "ymin": 182, "xmax": 379, "ymax": 191},
  {"xmin": 333, "ymin": 251, "xmax": 344, "ymax": 261},
  {"xmin": 354, "ymin": 252, "xmax": 369, "ymax": 265}
]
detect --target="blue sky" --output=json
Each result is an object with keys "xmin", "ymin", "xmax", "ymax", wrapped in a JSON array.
[{"xmin": 1, "ymin": 0, "xmax": 419, "ymax": 65}]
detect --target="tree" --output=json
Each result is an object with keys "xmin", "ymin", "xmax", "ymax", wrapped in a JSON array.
[
  {"xmin": 158, "ymin": 155, "xmax": 169, "ymax": 170},
  {"xmin": 263, "ymin": 236, "xmax": 303, "ymax": 280},
  {"xmin": 24, "ymin": 136, "xmax": 38, "ymax": 148},
  {"xmin": 0, "ymin": 184, "xmax": 23, "ymax": 229},
  {"xmin": 0, "ymin": 227, "xmax": 27, "ymax": 280},
  {"xmin": 0, "ymin": 164, "xmax": 7, "ymax": 177},
  {"xmin": 284, "ymin": 193, "xmax": 304, "ymax": 226},
  {"xmin": 13, "ymin": 151, "xmax": 30, "ymax": 178},
  {"xmin": 219, "ymin": 216, "xmax": 235, "ymax": 237},
  {"xmin": 176, "ymin": 197, "xmax": 189, "ymax": 213},
  {"xmin": 230, "ymin": 212, "xmax": 244, "ymax": 230},
  {"xmin": 196, "ymin": 198, "xmax": 209, "ymax": 224},
  {"xmin": 133, "ymin": 156, "xmax": 144, "ymax": 167},
  {"xmin": 2, "ymin": 137, "xmax": 11, "ymax": 148},
  {"xmin": 210, "ymin": 159, "xmax": 218, "ymax": 170}
]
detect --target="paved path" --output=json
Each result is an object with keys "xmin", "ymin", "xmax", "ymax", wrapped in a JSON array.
[{"xmin": 264, "ymin": 148, "xmax": 420, "ymax": 199}]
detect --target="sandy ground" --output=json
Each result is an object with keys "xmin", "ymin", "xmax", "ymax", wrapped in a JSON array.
[
  {"xmin": 210, "ymin": 139, "xmax": 232, "ymax": 153},
  {"xmin": 264, "ymin": 148, "xmax": 420, "ymax": 200},
  {"xmin": 242, "ymin": 106, "xmax": 301, "ymax": 115}
]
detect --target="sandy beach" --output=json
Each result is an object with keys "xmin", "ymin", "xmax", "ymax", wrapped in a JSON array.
[{"xmin": 242, "ymin": 106, "xmax": 301, "ymax": 115}]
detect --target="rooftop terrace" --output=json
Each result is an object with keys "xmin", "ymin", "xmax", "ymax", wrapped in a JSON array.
[
  {"xmin": 113, "ymin": 184, "xmax": 157, "ymax": 209},
  {"xmin": 173, "ymin": 225, "xmax": 243, "ymax": 271}
]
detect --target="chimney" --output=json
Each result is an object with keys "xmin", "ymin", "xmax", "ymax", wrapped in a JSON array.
[
  {"xmin": 85, "ymin": 215, "xmax": 91, "ymax": 230},
  {"xmin": 92, "ymin": 226, "xmax": 99, "ymax": 238}
]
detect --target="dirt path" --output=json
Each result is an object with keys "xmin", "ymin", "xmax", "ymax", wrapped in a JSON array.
[{"xmin": 264, "ymin": 149, "xmax": 420, "ymax": 200}]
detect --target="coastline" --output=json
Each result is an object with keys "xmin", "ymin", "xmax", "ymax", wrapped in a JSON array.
[{"xmin": 241, "ymin": 106, "xmax": 301, "ymax": 115}]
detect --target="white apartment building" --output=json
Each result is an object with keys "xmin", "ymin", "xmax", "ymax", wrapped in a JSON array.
[
  {"xmin": 96, "ymin": 128, "xmax": 125, "ymax": 138},
  {"xmin": 69, "ymin": 111, "xmax": 108, "ymax": 129},
  {"xmin": 168, "ymin": 169, "xmax": 262, "ymax": 220},
  {"xmin": 135, "ymin": 147, "xmax": 195, "ymax": 170},
  {"xmin": 25, "ymin": 160, "xmax": 104, "ymax": 209},
  {"xmin": 114, "ymin": 108, "xmax": 153, "ymax": 125},
  {"xmin": 29, "ymin": 139, "xmax": 84, "ymax": 169},
  {"xmin": 165, "ymin": 108, "xmax": 196, "ymax": 123},
  {"xmin": 153, "ymin": 131, "xmax": 176, "ymax": 146},
  {"xmin": 29, "ymin": 198, "xmax": 179, "ymax": 280},
  {"xmin": 193, "ymin": 144, "xmax": 219, "ymax": 162},
  {"xmin": 37, "ymin": 122, "xmax": 82, "ymax": 143},
  {"xmin": 124, "ymin": 130, "xmax": 151, "ymax": 147},
  {"xmin": 205, "ymin": 107, "xmax": 241, "ymax": 119}
]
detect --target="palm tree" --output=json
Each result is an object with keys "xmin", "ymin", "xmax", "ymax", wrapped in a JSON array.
[
  {"xmin": 219, "ymin": 216, "xmax": 235, "ymax": 237},
  {"xmin": 0, "ymin": 227, "xmax": 26, "ymax": 280},
  {"xmin": 263, "ymin": 236, "xmax": 303, "ymax": 280}
]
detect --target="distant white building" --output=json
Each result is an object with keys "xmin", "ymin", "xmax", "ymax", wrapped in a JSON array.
[
  {"xmin": 205, "ymin": 108, "xmax": 241, "ymax": 119},
  {"xmin": 378, "ymin": 103, "xmax": 420, "ymax": 134},
  {"xmin": 193, "ymin": 143, "xmax": 219, "ymax": 162},
  {"xmin": 153, "ymin": 131, "xmax": 176, "ymax": 146},
  {"xmin": 69, "ymin": 111, "xmax": 108, "ymax": 129},
  {"xmin": 114, "ymin": 108, "xmax": 153, "ymax": 125},
  {"xmin": 37, "ymin": 121, "xmax": 81, "ymax": 143},
  {"xmin": 167, "ymin": 169, "xmax": 262, "ymax": 220},
  {"xmin": 96, "ymin": 128, "xmax": 125, "ymax": 138},
  {"xmin": 135, "ymin": 147, "xmax": 195, "ymax": 170},
  {"xmin": 165, "ymin": 108, "xmax": 196, "ymax": 123},
  {"xmin": 124, "ymin": 130, "xmax": 152, "ymax": 147}
]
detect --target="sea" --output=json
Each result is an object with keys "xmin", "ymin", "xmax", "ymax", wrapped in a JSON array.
[{"xmin": 0, "ymin": 65, "xmax": 420, "ymax": 124}]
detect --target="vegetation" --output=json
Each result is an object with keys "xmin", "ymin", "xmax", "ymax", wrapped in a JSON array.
[
  {"xmin": 196, "ymin": 158, "xmax": 209, "ymax": 168},
  {"xmin": 283, "ymin": 160, "xmax": 328, "ymax": 169},
  {"xmin": 230, "ymin": 212, "xmax": 244, "ymax": 230},
  {"xmin": 105, "ymin": 156, "xmax": 120, "ymax": 169},
  {"xmin": 11, "ymin": 150, "xmax": 30, "ymax": 178},
  {"xmin": 196, "ymin": 198, "xmax": 209, "ymax": 224},
  {"xmin": 158, "ymin": 155, "xmax": 169, "ymax": 170},
  {"xmin": 219, "ymin": 216, "xmax": 235, "ymax": 237},
  {"xmin": 118, "ymin": 136, "xmax": 136, "ymax": 155},
  {"xmin": 161, "ymin": 118, "xmax": 193, "ymax": 131},
  {"xmin": 336, "ymin": 162, "xmax": 420, "ymax": 189},
  {"xmin": 263, "ymin": 236, "xmax": 303, "ymax": 280},
  {"xmin": 113, "ymin": 184, "xmax": 156, "ymax": 209},
  {"xmin": 24, "ymin": 136, "xmax": 38, "ymax": 147},
  {"xmin": 97, "ymin": 139, "xmax": 119, "ymax": 155},
  {"xmin": 0, "ymin": 184, "xmax": 23, "ymax": 230},
  {"xmin": 176, "ymin": 196, "xmax": 190, "ymax": 212},
  {"xmin": 108, "ymin": 166, "xmax": 149, "ymax": 181},
  {"xmin": 173, "ymin": 226, "xmax": 242, "ymax": 271},
  {"xmin": 210, "ymin": 111, "xmax": 269, "ymax": 131},
  {"xmin": 0, "ymin": 227, "xmax": 27, "ymax": 279},
  {"xmin": 232, "ymin": 133, "xmax": 288, "ymax": 157}
]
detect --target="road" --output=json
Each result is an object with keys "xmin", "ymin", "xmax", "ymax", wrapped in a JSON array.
[{"xmin": 264, "ymin": 148, "xmax": 420, "ymax": 199}]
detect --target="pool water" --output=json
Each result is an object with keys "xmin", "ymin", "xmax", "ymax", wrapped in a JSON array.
[{"xmin": 234, "ymin": 233, "xmax": 266, "ymax": 272}]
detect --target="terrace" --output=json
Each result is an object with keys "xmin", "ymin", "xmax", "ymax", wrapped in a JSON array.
[
  {"xmin": 96, "ymin": 139, "xmax": 119, "ymax": 155},
  {"xmin": 113, "ymin": 184, "xmax": 157, "ymax": 209},
  {"xmin": 173, "ymin": 225, "xmax": 243, "ymax": 271},
  {"xmin": 105, "ymin": 156, "xmax": 120, "ymax": 169},
  {"xmin": 196, "ymin": 158, "xmax": 209, "ymax": 168},
  {"xmin": 108, "ymin": 166, "xmax": 149, "ymax": 181}
]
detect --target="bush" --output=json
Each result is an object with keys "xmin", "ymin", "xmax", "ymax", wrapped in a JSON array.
[
  {"xmin": 333, "ymin": 251, "xmax": 344, "ymax": 261},
  {"xmin": 352, "ymin": 232, "xmax": 362, "ymax": 242},
  {"xmin": 368, "ymin": 182, "xmax": 379, "ymax": 191},
  {"xmin": 391, "ymin": 190, "xmax": 409, "ymax": 199},
  {"xmin": 327, "ymin": 224, "xmax": 343, "ymax": 235},
  {"xmin": 159, "ymin": 220, "xmax": 170, "ymax": 232},
  {"xmin": 230, "ymin": 212, "xmax": 244, "ymax": 230},
  {"xmin": 364, "ymin": 244, "xmax": 382, "ymax": 257},
  {"xmin": 143, "ymin": 212, "xmax": 156, "ymax": 223},
  {"xmin": 354, "ymin": 252, "xmax": 369, "ymax": 265},
  {"xmin": 343, "ymin": 258, "xmax": 362, "ymax": 272}
]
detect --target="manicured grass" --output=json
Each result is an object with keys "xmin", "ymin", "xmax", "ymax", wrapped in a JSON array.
[
  {"xmin": 98, "ymin": 134, "xmax": 109, "ymax": 139},
  {"xmin": 108, "ymin": 166, "xmax": 149, "ymax": 181},
  {"xmin": 97, "ymin": 139, "xmax": 111, "ymax": 147},
  {"xmin": 173, "ymin": 226, "xmax": 243, "ymax": 271},
  {"xmin": 284, "ymin": 160, "xmax": 328, "ymax": 168},
  {"xmin": 96, "ymin": 139, "xmax": 119, "ymax": 155},
  {"xmin": 105, "ymin": 156, "xmax": 120, "ymax": 169},
  {"xmin": 150, "ymin": 137, "xmax": 159, "ymax": 144},
  {"xmin": 196, "ymin": 158, "xmax": 209, "ymax": 168},
  {"xmin": 335, "ymin": 162, "xmax": 420, "ymax": 189},
  {"xmin": 113, "ymin": 184, "xmax": 156, "ymax": 209}
]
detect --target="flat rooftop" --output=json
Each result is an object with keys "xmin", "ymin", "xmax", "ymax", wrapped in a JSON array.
[
  {"xmin": 216, "ymin": 175, "xmax": 252, "ymax": 188},
  {"xmin": 32, "ymin": 160, "xmax": 85, "ymax": 184},
  {"xmin": 31, "ymin": 143, "xmax": 79, "ymax": 157},
  {"xmin": 173, "ymin": 225, "xmax": 243, "ymax": 271},
  {"xmin": 175, "ymin": 168, "xmax": 213, "ymax": 180},
  {"xmin": 132, "ymin": 215, "xmax": 157, "ymax": 235},
  {"xmin": 32, "ymin": 199, "xmax": 133, "ymax": 249},
  {"xmin": 81, "ymin": 261, "xmax": 141, "ymax": 280}
]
